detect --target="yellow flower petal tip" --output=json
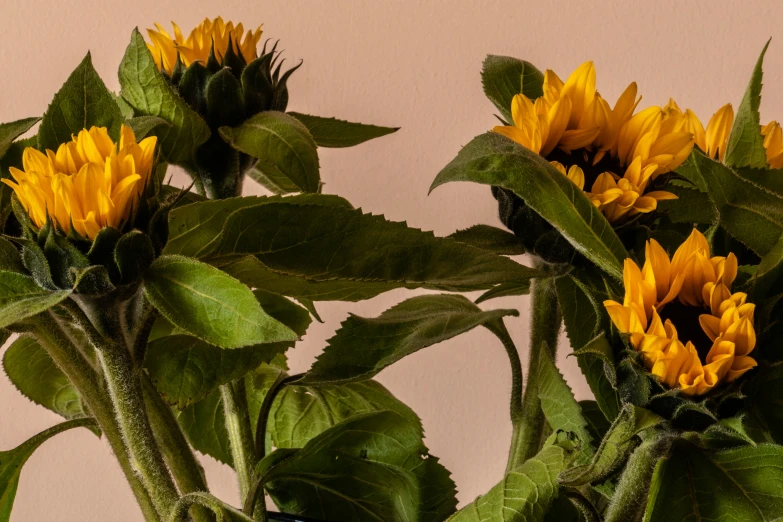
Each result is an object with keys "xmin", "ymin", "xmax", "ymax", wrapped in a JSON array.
[
  {"xmin": 603, "ymin": 228, "xmax": 757, "ymax": 396},
  {"xmin": 4, "ymin": 125, "xmax": 156, "ymax": 239},
  {"xmin": 146, "ymin": 17, "xmax": 263, "ymax": 75}
]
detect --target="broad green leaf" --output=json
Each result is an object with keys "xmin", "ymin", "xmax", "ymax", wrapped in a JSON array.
[
  {"xmin": 209, "ymin": 202, "xmax": 542, "ymax": 293},
  {"xmin": 658, "ymin": 183, "xmax": 716, "ymax": 225},
  {"xmin": 287, "ymin": 112, "xmax": 399, "ymax": 148},
  {"xmin": 431, "ymin": 132, "xmax": 627, "ymax": 280},
  {"xmin": 449, "ymin": 437, "xmax": 574, "ymax": 522},
  {"xmin": 677, "ymin": 148, "xmax": 783, "ymax": 255},
  {"xmin": 38, "ymin": 53, "xmax": 123, "ymax": 151},
  {"xmin": 118, "ymin": 29, "xmax": 210, "ymax": 168},
  {"xmin": 559, "ymin": 404, "xmax": 662, "ymax": 487},
  {"xmin": 164, "ymin": 194, "xmax": 353, "ymax": 258},
  {"xmin": 142, "ymin": 255, "xmax": 297, "ymax": 348},
  {"xmin": 0, "ymin": 418, "xmax": 96, "ymax": 520},
  {"xmin": 475, "ymin": 280, "xmax": 531, "ymax": 303},
  {"xmin": 538, "ymin": 354, "xmax": 593, "ymax": 461},
  {"xmin": 555, "ymin": 273, "xmax": 619, "ymax": 420},
  {"xmin": 752, "ymin": 233, "xmax": 783, "ymax": 300},
  {"xmin": 448, "ymin": 224, "xmax": 525, "ymax": 255},
  {"xmin": 0, "ymin": 118, "xmax": 38, "ymax": 159},
  {"xmin": 3, "ymin": 336, "xmax": 86, "ymax": 419},
  {"xmin": 644, "ymin": 441, "xmax": 783, "ymax": 522},
  {"xmin": 219, "ymin": 111, "xmax": 320, "ymax": 193},
  {"xmin": 125, "ymin": 115, "xmax": 170, "ymax": 140},
  {"xmin": 724, "ymin": 40, "xmax": 770, "ymax": 169},
  {"xmin": 261, "ymin": 411, "xmax": 457, "ymax": 522},
  {"xmin": 248, "ymin": 369, "xmax": 422, "ymax": 451},
  {"xmin": 175, "ymin": 389, "xmax": 233, "ymax": 465},
  {"xmin": 302, "ymin": 294, "xmax": 518, "ymax": 384},
  {"xmin": 146, "ymin": 291, "xmax": 310, "ymax": 408},
  {"xmin": 0, "ymin": 271, "xmax": 71, "ymax": 329},
  {"xmin": 246, "ymin": 165, "xmax": 301, "ymax": 194},
  {"xmin": 481, "ymin": 55, "xmax": 544, "ymax": 123},
  {"xmin": 747, "ymin": 363, "xmax": 783, "ymax": 444}
]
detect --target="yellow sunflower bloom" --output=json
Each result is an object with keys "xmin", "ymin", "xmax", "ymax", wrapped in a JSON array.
[
  {"xmin": 603, "ymin": 229, "xmax": 757, "ymax": 396},
  {"xmin": 2, "ymin": 125, "xmax": 157, "ymax": 239},
  {"xmin": 147, "ymin": 17, "xmax": 263, "ymax": 75},
  {"xmin": 493, "ymin": 61, "xmax": 686, "ymax": 224}
]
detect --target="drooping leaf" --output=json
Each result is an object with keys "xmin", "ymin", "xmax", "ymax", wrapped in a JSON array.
[
  {"xmin": 677, "ymin": 148, "xmax": 783, "ymax": 255},
  {"xmin": 302, "ymin": 294, "xmax": 518, "ymax": 384},
  {"xmin": 724, "ymin": 40, "xmax": 770, "ymax": 170},
  {"xmin": 0, "ymin": 118, "xmax": 39, "ymax": 159},
  {"xmin": 3, "ymin": 336, "xmax": 87, "ymax": 420},
  {"xmin": 145, "ymin": 291, "xmax": 310, "ymax": 408},
  {"xmin": 118, "ymin": 29, "xmax": 210, "ymax": 168},
  {"xmin": 559, "ymin": 404, "xmax": 662, "ymax": 487},
  {"xmin": 288, "ymin": 112, "xmax": 399, "ymax": 148},
  {"xmin": 219, "ymin": 111, "xmax": 320, "ymax": 193},
  {"xmin": 0, "ymin": 271, "xmax": 71, "ymax": 329},
  {"xmin": 645, "ymin": 441, "xmax": 783, "ymax": 522},
  {"xmin": 449, "ymin": 435, "xmax": 575, "ymax": 522},
  {"xmin": 124, "ymin": 115, "xmax": 170, "ymax": 140},
  {"xmin": 261, "ymin": 411, "xmax": 457, "ymax": 522},
  {"xmin": 538, "ymin": 353, "xmax": 593, "ymax": 461},
  {"xmin": 0, "ymin": 418, "xmax": 96, "ymax": 520},
  {"xmin": 431, "ymin": 132, "xmax": 627, "ymax": 280},
  {"xmin": 448, "ymin": 224, "xmax": 525, "ymax": 255},
  {"xmin": 481, "ymin": 55, "xmax": 544, "ymax": 124},
  {"xmin": 142, "ymin": 255, "xmax": 297, "ymax": 348},
  {"xmin": 38, "ymin": 53, "xmax": 123, "ymax": 151}
]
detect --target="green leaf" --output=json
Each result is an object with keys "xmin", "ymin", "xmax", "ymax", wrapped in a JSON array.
[
  {"xmin": 677, "ymin": 148, "xmax": 783, "ymax": 255},
  {"xmin": 481, "ymin": 55, "xmax": 544, "ymax": 123},
  {"xmin": 752, "ymin": 233, "xmax": 783, "ymax": 300},
  {"xmin": 0, "ymin": 118, "xmax": 38, "ymax": 159},
  {"xmin": 475, "ymin": 280, "xmax": 532, "ymax": 303},
  {"xmin": 572, "ymin": 335, "xmax": 620, "ymax": 422},
  {"xmin": 38, "ymin": 53, "xmax": 123, "ymax": 151},
  {"xmin": 124, "ymin": 115, "xmax": 170, "ymax": 140},
  {"xmin": 645, "ymin": 441, "xmax": 783, "ymax": 522},
  {"xmin": 219, "ymin": 111, "xmax": 320, "ymax": 193},
  {"xmin": 175, "ymin": 388, "xmax": 233, "ymax": 465},
  {"xmin": 0, "ymin": 418, "xmax": 96, "ymax": 520},
  {"xmin": 3, "ymin": 336, "xmax": 87, "ymax": 419},
  {"xmin": 118, "ymin": 29, "xmax": 210, "ymax": 168},
  {"xmin": 559, "ymin": 404, "xmax": 662, "ymax": 487},
  {"xmin": 246, "ymin": 164, "xmax": 300, "ymax": 194},
  {"xmin": 538, "ymin": 353, "xmax": 593, "ymax": 461},
  {"xmin": 431, "ymin": 132, "xmax": 627, "ymax": 280},
  {"xmin": 448, "ymin": 224, "xmax": 525, "ymax": 255},
  {"xmin": 146, "ymin": 291, "xmax": 310, "ymax": 408},
  {"xmin": 142, "ymin": 255, "xmax": 297, "ymax": 348},
  {"xmin": 449, "ymin": 436, "xmax": 574, "ymax": 522},
  {"xmin": 302, "ymin": 294, "xmax": 517, "ymax": 384},
  {"xmin": 287, "ymin": 112, "xmax": 399, "ymax": 148},
  {"xmin": 724, "ymin": 40, "xmax": 771, "ymax": 170},
  {"xmin": 0, "ymin": 271, "xmax": 71, "ymax": 329},
  {"xmin": 658, "ymin": 183, "xmax": 716, "ymax": 225},
  {"xmin": 261, "ymin": 411, "xmax": 457, "ymax": 522}
]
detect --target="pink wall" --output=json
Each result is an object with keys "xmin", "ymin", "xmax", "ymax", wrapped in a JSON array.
[{"xmin": 1, "ymin": 0, "xmax": 781, "ymax": 518}]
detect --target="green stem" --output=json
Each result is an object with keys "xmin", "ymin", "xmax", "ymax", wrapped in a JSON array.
[
  {"xmin": 507, "ymin": 269, "xmax": 561, "ymax": 470},
  {"xmin": 143, "ymin": 376, "xmax": 216, "ymax": 522},
  {"xmin": 484, "ymin": 320, "xmax": 524, "ymax": 474},
  {"xmin": 221, "ymin": 379, "xmax": 257, "ymax": 503},
  {"xmin": 32, "ymin": 311, "xmax": 161, "ymax": 522},
  {"xmin": 170, "ymin": 492, "xmax": 256, "ymax": 522}
]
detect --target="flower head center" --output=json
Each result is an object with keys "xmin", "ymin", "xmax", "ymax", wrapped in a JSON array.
[{"xmin": 656, "ymin": 300, "xmax": 713, "ymax": 359}]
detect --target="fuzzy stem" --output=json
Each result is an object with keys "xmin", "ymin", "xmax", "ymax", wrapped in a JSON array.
[
  {"xmin": 32, "ymin": 311, "xmax": 161, "ymax": 522},
  {"xmin": 483, "ymin": 320, "xmax": 525, "ymax": 474},
  {"xmin": 507, "ymin": 269, "xmax": 561, "ymax": 470},
  {"xmin": 143, "ymin": 376, "xmax": 216, "ymax": 522},
  {"xmin": 221, "ymin": 380, "xmax": 257, "ymax": 503}
]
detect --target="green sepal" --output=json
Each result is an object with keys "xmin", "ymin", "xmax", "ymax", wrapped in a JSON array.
[
  {"xmin": 114, "ymin": 230, "xmax": 155, "ymax": 284},
  {"xmin": 178, "ymin": 61, "xmax": 210, "ymax": 115},
  {"xmin": 205, "ymin": 68, "xmax": 246, "ymax": 129}
]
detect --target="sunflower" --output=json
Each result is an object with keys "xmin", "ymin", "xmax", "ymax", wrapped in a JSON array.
[
  {"xmin": 604, "ymin": 229, "xmax": 757, "ymax": 396},
  {"xmin": 493, "ymin": 62, "xmax": 693, "ymax": 223},
  {"xmin": 146, "ymin": 17, "xmax": 263, "ymax": 75},
  {"xmin": 2, "ymin": 125, "xmax": 157, "ymax": 239}
]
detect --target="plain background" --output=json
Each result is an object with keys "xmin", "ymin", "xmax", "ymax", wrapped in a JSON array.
[{"xmin": 1, "ymin": 0, "xmax": 783, "ymax": 519}]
